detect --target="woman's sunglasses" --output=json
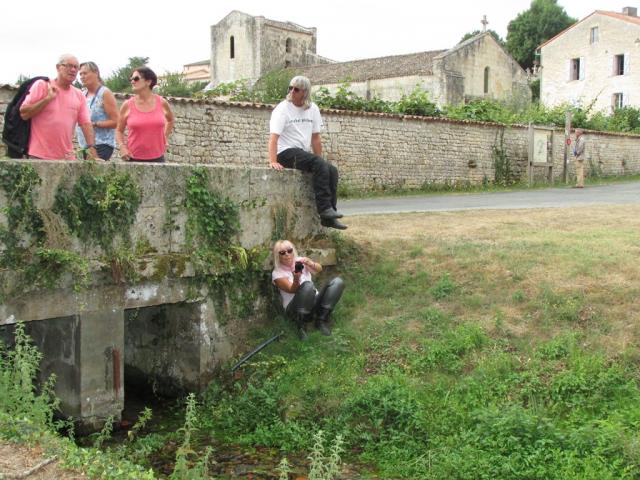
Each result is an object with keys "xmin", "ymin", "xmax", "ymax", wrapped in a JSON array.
[
  {"xmin": 130, "ymin": 76, "xmax": 141, "ymax": 82},
  {"xmin": 288, "ymin": 86, "xmax": 301, "ymax": 93},
  {"xmin": 279, "ymin": 248, "xmax": 294, "ymax": 255}
]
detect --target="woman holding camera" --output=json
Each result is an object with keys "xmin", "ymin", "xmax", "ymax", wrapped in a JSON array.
[{"xmin": 272, "ymin": 239, "xmax": 345, "ymax": 340}]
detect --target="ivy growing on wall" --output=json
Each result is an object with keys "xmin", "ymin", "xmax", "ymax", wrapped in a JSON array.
[
  {"xmin": 1, "ymin": 162, "xmax": 270, "ymax": 321},
  {"xmin": 0, "ymin": 163, "xmax": 88, "ymax": 302},
  {"xmin": 184, "ymin": 167, "xmax": 268, "ymax": 320},
  {"xmin": 53, "ymin": 164, "xmax": 142, "ymax": 250},
  {"xmin": 53, "ymin": 163, "xmax": 143, "ymax": 283}
]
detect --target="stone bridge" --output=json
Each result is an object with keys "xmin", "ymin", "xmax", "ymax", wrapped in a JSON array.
[{"xmin": 0, "ymin": 159, "xmax": 331, "ymax": 428}]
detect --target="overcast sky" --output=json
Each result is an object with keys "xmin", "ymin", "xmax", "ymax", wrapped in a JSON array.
[{"xmin": 0, "ymin": 0, "xmax": 632, "ymax": 85}]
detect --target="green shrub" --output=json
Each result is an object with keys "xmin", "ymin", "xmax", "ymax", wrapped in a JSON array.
[
  {"xmin": 0, "ymin": 322, "xmax": 60, "ymax": 438},
  {"xmin": 395, "ymin": 86, "xmax": 440, "ymax": 116}
]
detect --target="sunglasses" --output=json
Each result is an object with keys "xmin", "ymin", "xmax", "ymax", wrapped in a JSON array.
[
  {"xmin": 288, "ymin": 86, "xmax": 301, "ymax": 93},
  {"xmin": 278, "ymin": 248, "xmax": 294, "ymax": 256},
  {"xmin": 130, "ymin": 76, "xmax": 141, "ymax": 82}
]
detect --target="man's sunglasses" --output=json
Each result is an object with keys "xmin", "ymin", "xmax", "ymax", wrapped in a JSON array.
[
  {"xmin": 130, "ymin": 76, "xmax": 141, "ymax": 82},
  {"xmin": 288, "ymin": 86, "xmax": 301, "ymax": 93},
  {"xmin": 279, "ymin": 248, "xmax": 294, "ymax": 255}
]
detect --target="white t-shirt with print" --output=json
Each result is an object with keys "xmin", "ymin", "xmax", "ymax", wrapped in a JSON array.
[{"xmin": 269, "ymin": 100, "xmax": 323, "ymax": 154}]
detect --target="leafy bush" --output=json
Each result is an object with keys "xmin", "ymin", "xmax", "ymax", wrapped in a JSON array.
[{"xmin": 395, "ymin": 86, "xmax": 440, "ymax": 116}]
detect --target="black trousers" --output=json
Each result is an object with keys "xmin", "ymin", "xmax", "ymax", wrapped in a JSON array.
[
  {"xmin": 277, "ymin": 148, "xmax": 338, "ymax": 214},
  {"xmin": 285, "ymin": 278, "xmax": 345, "ymax": 319}
]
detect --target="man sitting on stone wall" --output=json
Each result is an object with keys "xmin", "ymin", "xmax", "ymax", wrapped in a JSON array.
[{"xmin": 268, "ymin": 75, "xmax": 347, "ymax": 230}]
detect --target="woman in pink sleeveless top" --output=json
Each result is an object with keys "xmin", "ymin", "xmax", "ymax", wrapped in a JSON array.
[{"xmin": 116, "ymin": 67, "xmax": 174, "ymax": 162}]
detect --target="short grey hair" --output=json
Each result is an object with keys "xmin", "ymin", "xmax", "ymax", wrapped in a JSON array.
[
  {"xmin": 57, "ymin": 53, "xmax": 78, "ymax": 66},
  {"xmin": 286, "ymin": 75, "xmax": 312, "ymax": 109}
]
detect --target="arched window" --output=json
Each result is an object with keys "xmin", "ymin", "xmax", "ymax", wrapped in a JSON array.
[
  {"xmin": 285, "ymin": 38, "xmax": 292, "ymax": 53},
  {"xmin": 483, "ymin": 66, "xmax": 490, "ymax": 94},
  {"xmin": 230, "ymin": 36, "xmax": 235, "ymax": 59}
]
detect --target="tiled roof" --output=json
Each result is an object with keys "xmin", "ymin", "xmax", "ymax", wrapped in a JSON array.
[
  {"xmin": 293, "ymin": 50, "xmax": 447, "ymax": 84},
  {"xmin": 184, "ymin": 60, "xmax": 209, "ymax": 67},
  {"xmin": 597, "ymin": 10, "xmax": 640, "ymax": 25},
  {"xmin": 539, "ymin": 10, "xmax": 640, "ymax": 49}
]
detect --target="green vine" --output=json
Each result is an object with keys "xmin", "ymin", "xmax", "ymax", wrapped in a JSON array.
[
  {"xmin": 0, "ymin": 163, "xmax": 44, "ymax": 262},
  {"xmin": 53, "ymin": 164, "xmax": 141, "ymax": 251},
  {"xmin": 0, "ymin": 163, "xmax": 88, "ymax": 301},
  {"xmin": 184, "ymin": 167, "xmax": 268, "ymax": 321},
  {"xmin": 492, "ymin": 129, "xmax": 516, "ymax": 186}
]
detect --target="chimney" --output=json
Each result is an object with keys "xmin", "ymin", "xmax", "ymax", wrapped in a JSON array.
[{"xmin": 622, "ymin": 6, "xmax": 638, "ymax": 16}]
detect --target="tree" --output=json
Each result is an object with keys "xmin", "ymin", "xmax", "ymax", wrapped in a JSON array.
[
  {"xmin": 459, "ymin": 30, "xmax": 505, "ymax": 47},
  {"xmin": 506, "ymin": 0, "xmax": 576, "ymax": 70},
  {"xmin": 104, "ymin": 56, "xmax": 149, "ymax": 93},
  {"xmin": 157, "ymin": 72, "xmax": 206, "ymax": 98}
]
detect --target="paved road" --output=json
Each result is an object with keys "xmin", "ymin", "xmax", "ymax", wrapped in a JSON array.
[{"xmin": 339, "ymin": 181, "xmax": 640, "ymax": 216}]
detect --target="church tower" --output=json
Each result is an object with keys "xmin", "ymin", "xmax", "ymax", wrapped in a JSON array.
[{"xmin": 210, "ymin": 11, "xmax": 320, "ymax": 87}]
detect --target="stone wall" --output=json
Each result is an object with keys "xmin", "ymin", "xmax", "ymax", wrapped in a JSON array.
[{"xmin": 2, "ymin": 86, "xmax": 639, "ymax": 188}]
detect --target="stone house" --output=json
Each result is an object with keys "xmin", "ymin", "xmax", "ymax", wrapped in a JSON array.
[
  {"xmin": 295, "ymin": 32, "xmax": 531, "ymax": 107},
  {"xmin": 182, "ymin": 60, "xmax": 210, "ymax": 84},
  {"xmin": 538, "ymin": 7, "xmax": 640, "ymax": 113},
  {"xmin": 209, "ymin": 10, "xmax": 333, "ymax": 87}
]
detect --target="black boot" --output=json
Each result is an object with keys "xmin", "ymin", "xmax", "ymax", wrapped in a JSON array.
[
  {"xmin": 315, "ymin": 307, "xmax": 332, "ymax": 336},
  {"xmin": 321, "ymin": 218, "xmax": 348, "ymax": 230},
  {"xmin": 295, "ymin": 314, "xmax": 309, "ymax": 341}
]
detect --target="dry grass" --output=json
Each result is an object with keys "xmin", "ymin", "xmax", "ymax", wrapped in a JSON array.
[{"xmin": 342, "ymin": 205, "xmax": 640, "ymax": 355}]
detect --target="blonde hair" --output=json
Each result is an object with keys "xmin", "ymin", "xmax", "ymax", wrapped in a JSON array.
[
  {"xmin": 272, "ymin": 240, "xmax": 298, "ymax": 268},
  {"xmin": 80, "ymin": 61, "xmax": 104, "ymax": 83}
]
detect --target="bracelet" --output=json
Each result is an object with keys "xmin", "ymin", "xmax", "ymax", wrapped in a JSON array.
[{"xmin": 86, "ymin": 144, "xmax": 96, "ymax": 149}]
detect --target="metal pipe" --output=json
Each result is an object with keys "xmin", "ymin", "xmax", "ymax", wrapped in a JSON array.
[{"xmin": 230, "ymin": 331, "xmax": 284, "ymax": 372}]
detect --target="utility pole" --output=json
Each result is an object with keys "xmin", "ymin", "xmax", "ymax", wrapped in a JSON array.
[{"xmin": 563, "ymin": 111, "xmax": 572, "ymax": 183}]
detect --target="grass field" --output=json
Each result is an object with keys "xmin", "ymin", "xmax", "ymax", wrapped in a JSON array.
[{"xmin": 4, "ymin": 205, "xmax": 640, "ymax": 479}]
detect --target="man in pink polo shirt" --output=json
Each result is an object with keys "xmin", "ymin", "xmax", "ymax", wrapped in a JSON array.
[{"xmin": 20, "ymin": 54, "xmax": 97, "ymax": 160}]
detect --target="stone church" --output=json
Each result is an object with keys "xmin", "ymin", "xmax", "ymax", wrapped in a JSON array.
[{"xmin": 207, "ymin": 10, "xmax": 531, "ymax": 107}]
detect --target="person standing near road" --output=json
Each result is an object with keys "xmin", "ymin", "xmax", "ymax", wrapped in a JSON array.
[
  {"xmin": 20, "ymin": 54, "xmax": 97, "ymax": 160},
  {"xmin": 268, "ymin": 76, "xmax": 347, "ymax": 230},
  {"xmin": 573, "ymin": 128, "xmax": 586, "ymax": 188}
]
